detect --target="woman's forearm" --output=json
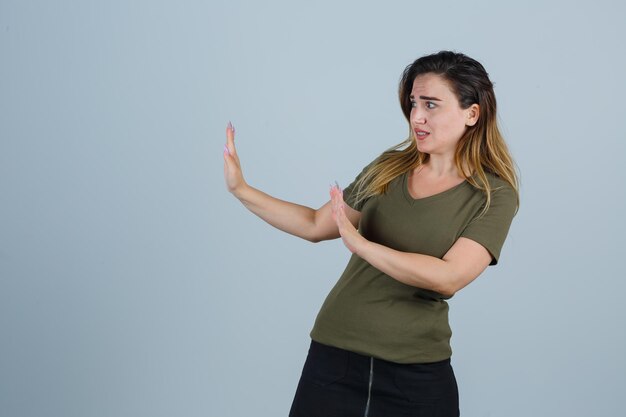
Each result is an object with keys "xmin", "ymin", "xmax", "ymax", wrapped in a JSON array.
[
  {"xmin": 357, "ymin": 240, "xmax": 454, "ymax": 295},
  {"xmin": 354, "ymin": 236, "xmax": 491, "ymax": 297},
  {"xmin": 233, "ymin": 184, "xmax": 322, "ymax": 242}
]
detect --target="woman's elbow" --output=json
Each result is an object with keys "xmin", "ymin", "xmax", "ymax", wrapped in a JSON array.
[
  {"xmin": 434, "ymin": 282, "xmax": 457, "ymax": 298},
  {"xmin": 306, "ymin": 234, "xmax": 340, "ymax": 244},
  {"xmin": 437, "ymin": 273, "xmax": 478, "ymax": 297},
  {"xmin": 303, "ymin": 229, "xmax": 339, "ymax": 243}
]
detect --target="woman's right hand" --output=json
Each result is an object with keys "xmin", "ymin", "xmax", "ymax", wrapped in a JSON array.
[{"xmin": 223, "ymin": 121, "xmax": 247, "ymax": 196}]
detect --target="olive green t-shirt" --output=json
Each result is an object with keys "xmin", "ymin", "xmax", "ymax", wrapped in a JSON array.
[{"xmin": 310, "ymin": 163, "xmax": 517, "ymax": 364}]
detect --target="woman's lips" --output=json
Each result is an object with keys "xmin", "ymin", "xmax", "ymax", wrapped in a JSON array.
[{"xmin": 414, "ymin": 129, "xmax": 430, "ymax": 140}]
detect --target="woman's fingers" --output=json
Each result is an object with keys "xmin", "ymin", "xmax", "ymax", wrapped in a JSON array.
[
  {"xmin": 329, "ymin": 186, "xmax": 338, "ymax": 221},
  {"xmin": 224, "ymin": 121, "xmax": 240, "ymax": 164},
  {"xmin": 223, "ymin": 121, "xmax": 245, "ymax": 193},
  {"xmin": 334, "ymin": 181, "xmax": 343, "ymax": 195},
  {"xmin": 329, "ymin": 183, "xmax": 346, "ymax": 226}
]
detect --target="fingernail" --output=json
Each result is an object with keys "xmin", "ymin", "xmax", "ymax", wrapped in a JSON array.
[
  {"xmin": 224, "ymin": 144, "xmax": 230, "ymax": 155},
  {"xmin": 232, "ymin": 124, "xmax": 236, "ymax": 134},
  {"xmin": 228, "ymin": 121, "xmax": 232, "ymax": 130}
]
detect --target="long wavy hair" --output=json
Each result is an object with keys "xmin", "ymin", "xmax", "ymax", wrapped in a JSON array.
[{"xmin": 350, "ymin": 51, "xmax": 519, "ymax": 213}]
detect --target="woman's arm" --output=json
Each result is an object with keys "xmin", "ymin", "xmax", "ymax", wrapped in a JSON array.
[
  {"xmin": 234, "ymin": 186, "xmax": 361, "ymax": 242},
  {"xmin": 223, "ymin": 123, "xmax": 361, "ymax": 242},
  {"xmin": 357, "ymin": 237, "xmax": 491, "ymax": 297},
  {"xmin": 330, "ymin": 184, "xmax": 491, "ymax": 296}
]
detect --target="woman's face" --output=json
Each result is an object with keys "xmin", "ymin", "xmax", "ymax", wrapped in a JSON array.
[{"xmin": 409, "ymin": 73, "xmax": 478, "ymax": 157}]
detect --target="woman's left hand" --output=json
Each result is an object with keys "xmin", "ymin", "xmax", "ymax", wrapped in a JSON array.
[{"xmin": 330, "ymin": 183, "xmax": 367, "ymax": 255}]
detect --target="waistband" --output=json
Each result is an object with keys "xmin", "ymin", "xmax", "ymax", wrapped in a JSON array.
[{"xmin": 310, "ymin": 339, "xmax": 452, "ymax": 368}]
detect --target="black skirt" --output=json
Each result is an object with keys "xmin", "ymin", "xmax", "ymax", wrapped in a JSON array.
[{"xmin": 289, "ymin": 340, "xmax": 459, "ymax": 417}]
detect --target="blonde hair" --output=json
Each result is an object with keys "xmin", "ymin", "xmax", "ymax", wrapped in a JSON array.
[{"xmin": 351, "ymin": 51, "xmax": 519, "ymax": 214}]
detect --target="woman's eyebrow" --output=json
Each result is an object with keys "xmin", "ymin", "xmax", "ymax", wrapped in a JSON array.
[{"xmin": 411, "ymin": 95, "xmax": 442, "ymax": 101}]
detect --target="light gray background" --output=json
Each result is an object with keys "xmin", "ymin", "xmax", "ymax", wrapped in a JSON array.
[{"xmin": 1, "ymin": 0, "xmax": 624, "ymax": 416}]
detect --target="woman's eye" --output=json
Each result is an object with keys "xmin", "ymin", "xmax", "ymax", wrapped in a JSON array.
[
  {"xmin": 426, "ymin": 101, "xmax": 436, "ymax": 109},
  {"xmin": 410, "ymin": 100, "xmax": 417, "ymax": 108}
]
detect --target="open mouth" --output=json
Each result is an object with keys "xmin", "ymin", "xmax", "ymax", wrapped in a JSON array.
[{"xmin": 414, "ymin": 129, "xmax": 430, "ymax": 139}]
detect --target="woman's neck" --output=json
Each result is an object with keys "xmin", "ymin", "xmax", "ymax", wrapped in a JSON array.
[{"xmin": 420, "ymin": 155, "xmax": 461, "ymax": 179}]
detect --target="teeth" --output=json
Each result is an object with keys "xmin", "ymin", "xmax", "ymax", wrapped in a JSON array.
[{"xmin": 416, "ymin": 132, "xmax": 428, "ymax": 136}]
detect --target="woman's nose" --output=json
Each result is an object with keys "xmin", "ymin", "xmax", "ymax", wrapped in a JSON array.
[{"xmin": 411, "ymin": 108, "xmax": 426, "ymax": 125}]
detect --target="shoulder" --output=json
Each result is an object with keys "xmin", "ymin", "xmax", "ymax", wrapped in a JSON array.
[
  {"xmin": 465, "ymin": 171, "xmax": 518, "ymax": 218},
  {"xmin": 483, "ymin": 171, "xmax": 511, "ymax": 188},
  {"xmin": 481, "ymin": 173, "xmax": 519, "ymax": 222},
  {"xmin": 481, "ymin": 172, "xmax": 517, "ymax": 201},
  {"xmin": 461, "ymin": 172, "xmax": 518, "ymax": 265}
]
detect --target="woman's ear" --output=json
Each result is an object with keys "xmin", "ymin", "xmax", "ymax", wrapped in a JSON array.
[{"xmin": 466, "ymin": 104, "xmax": 480, "ymax": 126}]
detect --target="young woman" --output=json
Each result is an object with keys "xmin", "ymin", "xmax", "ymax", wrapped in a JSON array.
[{"xmin": 223, "ymin": 51, "xmax": 519, "ymax": 417}]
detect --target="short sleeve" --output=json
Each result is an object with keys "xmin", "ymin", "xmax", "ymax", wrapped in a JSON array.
[
  {"xmin": 342, "ymin": 159, "xmax": 378, "ymax": 212},
  {"xmin": 459, "ymin": 183, "xmax": 517, "ymax": 265}
]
